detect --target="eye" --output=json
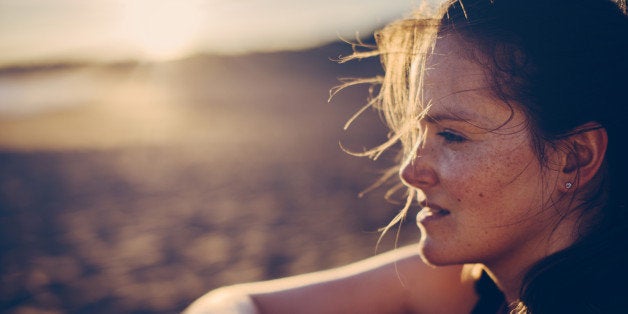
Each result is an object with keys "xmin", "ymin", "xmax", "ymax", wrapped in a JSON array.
[{"xmin": 437, "ymin": 130, "xmax": 467, "ymax": 143}]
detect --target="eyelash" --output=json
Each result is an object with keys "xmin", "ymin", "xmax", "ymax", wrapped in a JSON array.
[{"xmin": 437, "ymin": 130, "xmax": 467, "ymax": 143}]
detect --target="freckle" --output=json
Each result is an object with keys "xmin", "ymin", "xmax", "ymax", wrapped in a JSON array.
[
  {"xmin": 479, "ymin": 193, "xmax": 484, "ymax": 198},
  {"xmin": 457, "ymin": 198, "xmax": 461, "ymax": 202}
]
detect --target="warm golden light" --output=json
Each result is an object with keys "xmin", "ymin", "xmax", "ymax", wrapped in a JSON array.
[
  {"xmin": 0, "ymin": 0, "xmax": 415, "ymax": 65},
  {"xmin": 118, "ymin": 1, "xmax": 205, "ymax": 61}
]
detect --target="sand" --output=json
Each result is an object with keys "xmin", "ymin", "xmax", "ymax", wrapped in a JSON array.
[{"xmin": 0, "ymin": 44, "xmax": 417, "ymax": 313}]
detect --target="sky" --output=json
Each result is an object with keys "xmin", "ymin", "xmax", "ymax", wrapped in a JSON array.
[{"xmin": 0, "ymin": 0, "xmax": 422, "ymax": 66}]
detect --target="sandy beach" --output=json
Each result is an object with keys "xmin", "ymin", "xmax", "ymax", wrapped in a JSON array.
[{"xmin": 0, "ymin": 43, "xmax": 417, "ymax": 313}]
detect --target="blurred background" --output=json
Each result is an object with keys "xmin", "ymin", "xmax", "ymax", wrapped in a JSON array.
[{"xmin": 0, "ymin": 1, "xmax": 422, "ymax": 313}]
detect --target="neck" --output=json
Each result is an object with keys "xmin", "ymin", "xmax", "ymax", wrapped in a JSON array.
[
  {"xmin": 481, "ymin": 264, "xmax": 524, "ymax": 304},
  {"xmin": 482, "ymin": 215, "xmax": 581, "ymax": 304}
]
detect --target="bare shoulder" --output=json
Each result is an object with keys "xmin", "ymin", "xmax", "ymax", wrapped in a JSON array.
[
  {"xmin": 398, "ymin": 251, "xmax": 480, "ymax": 313},
  {"xmin": 185, "ymin": 245, "xmax": 479, "ymax": 314},
  {"xmin": 313, "ymin": 245, "xmax": 479, "ymax": 313}
]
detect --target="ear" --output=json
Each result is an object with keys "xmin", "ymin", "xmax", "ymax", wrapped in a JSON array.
[{"xmin": 558, "ymin": 122, "xmax": 608, "ymax": 193}]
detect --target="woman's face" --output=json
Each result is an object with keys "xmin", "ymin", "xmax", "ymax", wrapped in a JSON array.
[{"xmin": 400, "ymin": 37, "xmax": 565, "ymax": 271}]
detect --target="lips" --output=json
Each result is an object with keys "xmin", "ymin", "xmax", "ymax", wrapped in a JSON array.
[
  {"xmin": 420, "ymin": 201, "xmax": 451, "ymax": 215},
  {"xmin": 417, "ymin": 203, "xmax": 451, "ymax": 222}
]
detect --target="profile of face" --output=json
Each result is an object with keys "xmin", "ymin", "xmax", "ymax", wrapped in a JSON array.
[{"xmin": 399, "ymin": 36, "xmax": 571, "ymax": 272}]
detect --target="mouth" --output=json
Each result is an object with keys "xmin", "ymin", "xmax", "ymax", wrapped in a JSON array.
[{"xmin": 417, "ymin": 203, "xmax": 451, "ymax": 222}]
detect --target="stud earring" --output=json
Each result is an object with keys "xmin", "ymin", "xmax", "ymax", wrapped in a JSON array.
[{"xmin": 565, "ymin": 182, "xmax": 573, "ymax": 189}]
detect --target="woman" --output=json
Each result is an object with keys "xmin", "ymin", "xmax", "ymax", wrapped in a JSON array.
[{"xmin": 186, "ymin": 0, "xmax": 628, "ymax": 312}]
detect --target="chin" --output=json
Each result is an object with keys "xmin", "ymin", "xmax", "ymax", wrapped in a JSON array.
[{"xmin": 418, "ymin": 236, "xmax": 465, "ymax": 267}]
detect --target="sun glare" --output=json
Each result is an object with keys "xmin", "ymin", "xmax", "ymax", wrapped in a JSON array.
[{"xmin": 118, "ymin": 1, "xmax": 205, "ymax": 61}]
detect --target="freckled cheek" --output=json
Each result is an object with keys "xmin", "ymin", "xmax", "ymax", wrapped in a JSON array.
[{"xmin": 438, "ymin": 154, "xmax": 509, "ymax": 204}]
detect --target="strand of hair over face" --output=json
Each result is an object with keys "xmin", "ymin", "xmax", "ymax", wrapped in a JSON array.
[{"xmin": 332, "ymin": 1, "xmax": 458, "ymax": 245}]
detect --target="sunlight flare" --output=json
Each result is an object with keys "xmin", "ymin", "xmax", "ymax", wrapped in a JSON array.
[{"xmin": 118, "ymin": 0, "xmax": 206, "ymax": 61}]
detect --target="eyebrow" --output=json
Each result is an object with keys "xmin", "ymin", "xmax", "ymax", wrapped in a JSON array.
[{"xmin": 424, "ymin": 112, "xmax": 478, "ymax": 124}]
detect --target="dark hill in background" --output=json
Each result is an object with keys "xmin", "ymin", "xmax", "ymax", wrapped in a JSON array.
[{"xmin": 0, "ymin": 41, "xmax": 417, "ymax": 314}]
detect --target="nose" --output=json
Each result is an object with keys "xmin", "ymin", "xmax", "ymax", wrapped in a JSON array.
[{"xmin": 399, "ymin": 148, "xmax": 439, "ymax": 190}]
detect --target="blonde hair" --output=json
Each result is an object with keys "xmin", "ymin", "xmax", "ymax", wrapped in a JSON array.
[{"xmin": 332, "ymin": 1, "xmax": 455, "ymax": 238}]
